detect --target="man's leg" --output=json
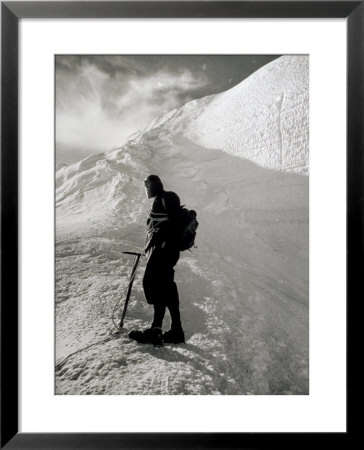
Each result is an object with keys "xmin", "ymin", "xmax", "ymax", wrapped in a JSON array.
[
  {"xmin": 166, "ymin": 281, "xmax": 182, "ymax": 331},
  {"xmin": 128, "ymin": 249, "xmax": 164, "ymax": 345},
  {"xmin": 151, "ymin": 303, "xmax": 166, "ymax": 328},
  {"xmin": 142, "ymin": 252, "xmax": 160, "ymax": 305},
  {"xmin": 143, "ymin": 247, "xmax": 168, "ymax": 330},
  {"xmin": 162, "ymin": 250, "xmax": 185, "ymax": 343}
]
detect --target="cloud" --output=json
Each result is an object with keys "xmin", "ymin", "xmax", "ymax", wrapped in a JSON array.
[{"xmin": 56, "ymin": 57, "xmax": 208, "ymax": 162}]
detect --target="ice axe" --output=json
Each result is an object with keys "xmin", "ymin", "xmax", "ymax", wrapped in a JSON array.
[{"xmin": 117, "ymin": 251, "xmax": 143, "ymax": 330}]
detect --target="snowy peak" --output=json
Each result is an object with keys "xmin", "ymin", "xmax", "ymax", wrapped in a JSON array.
[{"xmin": 137, "ymin": 55, "xmax": 309, "ymax": 174}]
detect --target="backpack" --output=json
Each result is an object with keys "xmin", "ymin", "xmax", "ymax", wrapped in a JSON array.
[
  {"xmin": 178, "ymin": 207, "xmax": 199, "ymax": 251},
  {"xmin": 162, "ymin": 197, "xmax": 198, "ymax": 251}
]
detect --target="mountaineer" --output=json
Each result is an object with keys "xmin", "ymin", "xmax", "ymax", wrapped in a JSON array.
[{"xmin": 129, "ymin": 175, "xmax": 185, "ymax": 346}]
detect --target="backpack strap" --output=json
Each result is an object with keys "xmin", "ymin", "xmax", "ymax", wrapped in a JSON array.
[
  {"xmin": 161, "ymin": 196, "xmax": 167, "ymax": 212},
  {"xmin": 161, "ymin": 192, "xmax": 181, "ymax": 216}
]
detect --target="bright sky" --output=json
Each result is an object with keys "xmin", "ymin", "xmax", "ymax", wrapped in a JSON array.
[{"xmin": 56, "ymin": 55, "xmax": 279, "ymax": 164}]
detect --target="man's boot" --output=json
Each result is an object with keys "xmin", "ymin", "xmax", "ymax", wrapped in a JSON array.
[
  {"xmin": 162, "ymin": 327, "xmax": 185, "ymax": 344},
  {"xmin": 129, "ymin": 327, "xmax": 163, "ymax": 347}
]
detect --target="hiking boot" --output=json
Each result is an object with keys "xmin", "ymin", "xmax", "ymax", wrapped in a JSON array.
[
  {"xmin": 128, "ymin": 327, "xmax": 163, "ymax": 347},
  {"xmin": 162, "ymin": 328, "xmax": 185, "ymax": 344}
]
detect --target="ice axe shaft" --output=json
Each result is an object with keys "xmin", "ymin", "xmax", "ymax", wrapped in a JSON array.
[{"xmin": 119, "ymin": 252, "xmax": 142, "ymax": 329}]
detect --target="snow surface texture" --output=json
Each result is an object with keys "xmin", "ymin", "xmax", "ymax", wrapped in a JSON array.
[{"xmin": 56, "ymin": 56, "xmax": 309, "ymax": 395}]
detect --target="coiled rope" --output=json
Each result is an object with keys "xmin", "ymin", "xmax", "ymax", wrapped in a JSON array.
[{"xmin": 55, "ymin": 252, "xmax": 141, "ymax": 371}]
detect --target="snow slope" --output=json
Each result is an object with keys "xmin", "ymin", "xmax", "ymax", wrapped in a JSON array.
[
  {"xmin": 146, "ymin": 55, "xmax": 308, "ymax": 174},
  {"xmin": 56, "ymin": 56, "xmax": 309, "ymax": 395}
]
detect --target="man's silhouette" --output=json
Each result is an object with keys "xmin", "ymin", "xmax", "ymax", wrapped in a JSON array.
[{"xmin": 129, "ymin": 175, "xmax": 185, "ymax": 346}]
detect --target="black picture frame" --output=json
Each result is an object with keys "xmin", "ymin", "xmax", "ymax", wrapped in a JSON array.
[{"xmin": 1, "ymin": 1, "xmax": 360, "ymax": 448}]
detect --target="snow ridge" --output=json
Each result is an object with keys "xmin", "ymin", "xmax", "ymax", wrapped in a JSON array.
[{"xmin": 140, "ymin": 55, "xmax": 309, "ymax": 174}]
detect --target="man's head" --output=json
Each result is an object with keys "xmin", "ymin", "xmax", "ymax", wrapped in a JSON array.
[{"xmin": 144, "ymin": 175, "xmax": 163, "ymax": 199}]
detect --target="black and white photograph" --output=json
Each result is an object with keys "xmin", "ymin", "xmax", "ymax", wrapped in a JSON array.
[{"xmin": 55, "ymin": 54, "xmax": 309, "ymax": 395}]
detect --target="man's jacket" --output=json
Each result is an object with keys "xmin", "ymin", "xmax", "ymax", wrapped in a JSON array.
[{"xmin": 145, "ymin": 190, "xmax": 180, "ymax": 255}]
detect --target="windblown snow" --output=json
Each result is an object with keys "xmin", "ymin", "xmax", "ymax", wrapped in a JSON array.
[{"xmin": 56, "ymin": 55, "xmax": 309, "ymax": 395}]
